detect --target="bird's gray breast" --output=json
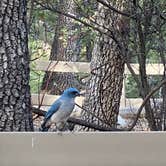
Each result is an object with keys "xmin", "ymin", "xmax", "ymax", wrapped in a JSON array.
[{"xmin": 50, "ymin": 99, "xmax": 75, "ymax": 123}]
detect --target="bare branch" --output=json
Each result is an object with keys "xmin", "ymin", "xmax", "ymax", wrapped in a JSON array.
[
  {"xmin": 35, "ymin": 1, "xmax": 107, "ymax": 35},
  {"xmin": 34, "ymin": 1, "xmax": 124, "ymax": 53},
  {"xmin": 76, "ymin": 103, "xmax": 112, "ymax": 127},
  {"xmin": 32, "ymin": 107, "xmax": 123, "ymax": 131},
  {"xmin": 96, "ymin": 0, "xmax": 135, "ymax": 19},
  {"xmin": 128, "ymin": 79, "xmax": 166, "ymax": 131}
]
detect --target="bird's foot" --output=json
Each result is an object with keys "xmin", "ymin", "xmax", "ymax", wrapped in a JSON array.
[{"xmin": 57, "ymin": 131, "xmax": 63, "ymax": 136}]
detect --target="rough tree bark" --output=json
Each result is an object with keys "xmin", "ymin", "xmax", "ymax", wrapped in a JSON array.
[
  {"xmin": 41, "ymin": 0, "xmax": 82, "ymax": 94},
  {"xmin": 80, "ymin": 1, "xmax": 129, "ymax": 130},
  {"xmin": 0, "ymin": 0, "xmax": 33, "ymax": 131}
]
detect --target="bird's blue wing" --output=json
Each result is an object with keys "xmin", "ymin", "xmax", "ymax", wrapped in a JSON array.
[
  {"xmin": 41, "ymin": 98, "xmax": 61, "ymax": 131},
  {"xmin": 45, "ymin": 99, "xmax": 61, "ymax": 120}
]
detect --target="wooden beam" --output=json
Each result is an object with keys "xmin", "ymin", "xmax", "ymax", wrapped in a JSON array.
[
  {"xmin": 124, "ymin": 63, "xmax": 164, "ymax": 75},
  {"xmin": 31, "ymin": 94, "xmax": 84, "ymax": 106},
  {"xmin": 35, "ymin": 60, "xmax": 90, "ymax": 73},
  {"xmin": 31, "ymin": 94, "xmax": 157, "ymax": 108},
  {"xmin": 35, "ymin": 60, "xmax": 164, "ymax": 75}
]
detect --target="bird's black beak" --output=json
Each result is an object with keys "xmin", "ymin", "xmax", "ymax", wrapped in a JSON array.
[
  {"xmin": 79, "ymin": 92, "xmax": 85, "ymax": 96},
  {"xmin": 76, "ymin": 93, "xmax": 81, "ymax": 97}
]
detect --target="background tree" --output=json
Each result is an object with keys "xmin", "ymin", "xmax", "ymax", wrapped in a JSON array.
[
  {"xmin": 127, "ymin": 0, "xmax": 166, "ymax": 130},
  {"xmin": 40, "ymin": 0, "xmax": 83, "ymax": 94},
  {"xmin": 79, "ymin": 0, "xmax": 130, "ymax": 130},
  {"xmin": 0, "ymin": 0, "xmax": 33, "ymax": 131}
]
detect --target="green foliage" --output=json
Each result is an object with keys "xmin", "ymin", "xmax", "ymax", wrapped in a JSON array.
[
  {"xmin": 29, "ymin": 37, "xmax": 51, "ymax": 94},
  {"xmin": 28, "ymin": 3, "xmax": 55, "ymax": 93},
  {"xmin": 125, "ymin": 75, "xmax": 162, "ymax": 98},
  {"xmin": 125, "ymin": 75, "xmax": 140, "ymax": 98},
  {"xmin": 29, "ymin": 38, "xmax": 50, "ymax": 93},
  {"xmin": 30, "ymin": 8, "xmax": 57, "ymax": 45},
  {"xmin": 30, "ymin": 68, "xmax": 45, "ymax": 94}
]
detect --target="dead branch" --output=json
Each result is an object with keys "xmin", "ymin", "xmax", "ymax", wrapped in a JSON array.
[{"xmin": 32, "ymin": 107, "xmax": 123, "ymax": 131}]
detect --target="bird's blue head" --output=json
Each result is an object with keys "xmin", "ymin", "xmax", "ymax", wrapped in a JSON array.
[{"xmin": 62, "ymin": 87, "xmax": 80, "ymax": 98}]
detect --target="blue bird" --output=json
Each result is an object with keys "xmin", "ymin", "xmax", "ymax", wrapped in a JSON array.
[{"xmin": 41, "ymin": 87, "xmax": 80, "ymax": 131}]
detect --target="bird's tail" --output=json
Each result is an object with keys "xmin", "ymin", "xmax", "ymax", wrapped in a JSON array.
[{"xmin": 40, "ymin": 120, "xmax": 50, "ymax": 132}]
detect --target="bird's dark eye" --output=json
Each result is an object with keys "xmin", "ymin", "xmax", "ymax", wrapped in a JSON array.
[{"xmin": 72, "ymin": 91, "xmax": 78, "ymax": 94}]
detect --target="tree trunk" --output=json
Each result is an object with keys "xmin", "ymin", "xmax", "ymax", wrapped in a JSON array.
[
  {"xmin": 80, "ymin": 1, "xmax": 129, "ymax": 130},
  {"xmin": 0, "ymin": 0, "xmax": 33, "ymax": 131},
  {"xmin": 133, "ymin": 1, "xmax": 157, "ymax": 130},
  {"xmin": 41, "ymin": 0, "xmax": 82, "ymax": 95}
]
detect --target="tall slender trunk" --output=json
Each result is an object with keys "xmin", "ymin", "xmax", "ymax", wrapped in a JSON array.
[
  {"xmin": 0, "ymin": 0, "xmax": 33, "ymax": 131},
  {"xmin": 135, "ymin": 1, "xmax": 157, "ymax": 130}
]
